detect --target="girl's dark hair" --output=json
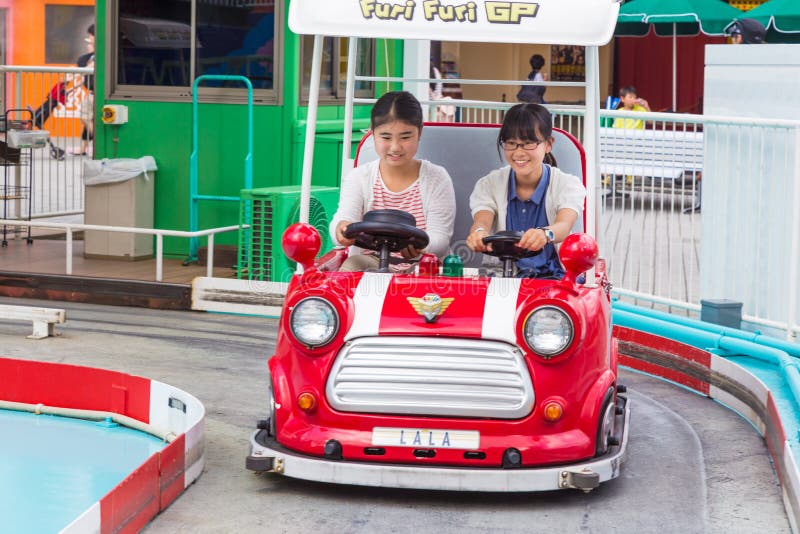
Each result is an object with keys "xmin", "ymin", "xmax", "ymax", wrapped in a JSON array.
[
  {"xmin": 529, "ymin": 54, "xmax": 545, "ymax": 72},
  {"xmin": 371, "ymin": 91, "xmax": 423, "ymax": 131},
  {"xmin": 498, "ymin": 103, "xmax": 557, "ymax": 166}
]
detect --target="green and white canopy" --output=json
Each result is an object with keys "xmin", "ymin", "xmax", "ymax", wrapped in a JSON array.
[
  {"xmin": 742, "ymin": 0, "xmax": 800, "ymax": 42},
  {"xmin": 616, "ymin": 0, "xmax": 744, "ymax": 37}
]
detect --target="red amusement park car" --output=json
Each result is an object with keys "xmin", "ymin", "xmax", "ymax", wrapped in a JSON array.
[
  {"xmin": 246, "ymin": 216, "xmax": 629, "ymax": 492},
  {"xmin": 248, "ymin": 0, "xmax": 629, "ymax": 493}
]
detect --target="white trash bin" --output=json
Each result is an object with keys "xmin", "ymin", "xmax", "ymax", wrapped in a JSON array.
[{"xmin": 84, "ymin": 156, "xmax": 157, "ymax": 260}]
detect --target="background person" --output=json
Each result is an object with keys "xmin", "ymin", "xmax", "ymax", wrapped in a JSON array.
[
  {"xmin": 726, "ymin": 18, "xmax": 767, "ymax": 44},
  {"xmin": 466, "ymin": 103, "xmax": 585, "ymax": 279},
  {"xmin": 29, "ymin": 24, "xmax": 95, "ymax": 159},
  {"xmin": 429, "ymin": 62, "xmax": 456, "ymax": 122},
  {"xmin": 516, "ymin": 53, "xmax": 547, "ymax": 104},
  {"xmin": 76, "ymin": 24, "xmax": 95, "ymax": 67},
  {"xmin": 330, "ymin": 91, "xmax": 456, "ymax": 272},
  {"xmin": 73, "ymin": 24, "xmax": 95, "ymax": 156},
  {"xmin": 613, "ymin": 86, "xmax": 650, "ymax": 129},
  {"xmin": 73, "ymin": 54, "xmax": 95, "ymax": 156}
]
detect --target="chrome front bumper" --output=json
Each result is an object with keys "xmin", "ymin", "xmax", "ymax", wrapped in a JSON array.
[{"xmin": 247, "ymin": 396, "xmax": 630, "ymax": 493}]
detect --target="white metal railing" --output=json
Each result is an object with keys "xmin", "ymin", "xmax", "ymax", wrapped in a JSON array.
[
  {"xmin": 0, "ymin": 66, "xmax": 94, "ymax": 221},
  {"xmin": 416, "ymin": 96, "xmax": 800, "ymax": 341},
  {"xmin": 3, "ymin": 71, "xmax": 798, "ymax": 341},
  {"xmin": 600, "ymin": 112, "xmax": 799, "ymax": 342},
  {"xmin": 0, "ymin": 219, "xmax": 243, "ymax": 282}
]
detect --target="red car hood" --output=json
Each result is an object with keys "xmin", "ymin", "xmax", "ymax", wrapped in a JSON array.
[{"xmin": 342, "ymin": 272, "xmax": 534, "ymax": 344}]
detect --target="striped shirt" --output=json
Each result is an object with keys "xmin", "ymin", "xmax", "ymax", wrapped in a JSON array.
[
  {"xmin": 330, "ymin": 159, "xmax": 456, "ymax": 260},
  {"xmin": 368, "ymin": 172, "xmax": 426, "ymax": 272}
]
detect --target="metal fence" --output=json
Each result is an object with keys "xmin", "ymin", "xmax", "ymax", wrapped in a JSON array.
[
  {"xmin": 2, "ymin": 71, "xmax": 797, "ymax": 341},
  {"xmin": 599, "ymin": 111, "xmax": 797, "ymax": 342},
  {"xmin": 0, "ymin": 66, "xmax": 94, "ymax": 221},
  {"xmin": 0, "ymin": 218, "xmax": 242, "ymax": 282},
  {"xmin": 442, "ymin": 100, "xmax": 800, "ymax": 341}
]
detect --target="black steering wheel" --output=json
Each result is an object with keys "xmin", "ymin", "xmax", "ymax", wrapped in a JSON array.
[
  {"xmin": 482, "ymin": 231, "xmax": 542, "ymax": 277},
  {"xmin": 343, "ymin": 209, "xmax": 429, "ymax": 272}
]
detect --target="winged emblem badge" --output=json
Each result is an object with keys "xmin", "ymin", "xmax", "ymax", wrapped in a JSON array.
[{"xmin": 407, "ymin": 293, "xmax": 454, "ymax": 323}]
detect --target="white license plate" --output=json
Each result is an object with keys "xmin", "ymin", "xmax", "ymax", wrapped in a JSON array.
[{"xmin": 372, "ymin": 427, "xmax": 480, "ymax": 449}]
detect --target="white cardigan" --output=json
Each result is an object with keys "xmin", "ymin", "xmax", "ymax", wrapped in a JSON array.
[
  {"xmin": 469, "ymin": 165, "xmax": 586, "ymax": 234},
  {"xmin": 330, "ymin": 159, "xmax": 456, "ymax": 259}
]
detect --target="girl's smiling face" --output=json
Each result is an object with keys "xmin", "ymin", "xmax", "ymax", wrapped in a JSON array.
[
  {"xmin": 501, "ymin": 133, "xmax": 553, "ymax": 183},
  {"xmin": 373, "ymin": 120, "xmax": 421, "ymax": 169}
]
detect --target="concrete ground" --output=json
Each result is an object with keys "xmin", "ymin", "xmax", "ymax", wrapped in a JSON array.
[{"xmin": 0, "ymin": 296, "xmax": 791, "ymax": 534}]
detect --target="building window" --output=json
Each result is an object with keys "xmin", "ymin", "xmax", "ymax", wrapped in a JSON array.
[
  {"xmin": 45, "ymin": 5, "xmax": 95, "ymax": 65},
  {"xmin": 110, "ymin": 0, "xmax": 281, "ymax": 102},
  {"xmin": 301, "ymin": 37, "xmax": 374, "ymax": 102}
]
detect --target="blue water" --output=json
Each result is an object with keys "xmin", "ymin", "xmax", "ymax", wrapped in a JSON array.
[
  {"xmin": 725, "ymin": 355, "xmax": 800, "ymax": 449},
  {"xmin": 0, "ymin": 408, "xmax": 166, "ymax": 533}
]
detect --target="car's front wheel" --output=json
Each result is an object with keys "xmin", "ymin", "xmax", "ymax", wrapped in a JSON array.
[{"xmin": 595, "ymin": 386, "xmax": 616, "ymax": 456}]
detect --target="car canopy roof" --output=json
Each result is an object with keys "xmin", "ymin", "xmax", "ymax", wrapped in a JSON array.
[
  {"xmin": 287, "ymin": 0, "xmax": 619, "ymax": 243},
  {"xmin": 289, "ymin": 0, "xmax": 620, "ymax": 46}
]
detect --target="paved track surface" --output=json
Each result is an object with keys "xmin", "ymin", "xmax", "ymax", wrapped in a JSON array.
[{"xmin": 0, "ymin": 297, "xmax": 790, "ymax": 533}]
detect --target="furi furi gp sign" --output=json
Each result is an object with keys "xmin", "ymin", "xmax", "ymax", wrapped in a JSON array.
[{"xmin": 289, "ymin": 0, "xmax": 620, "ymax": 46}]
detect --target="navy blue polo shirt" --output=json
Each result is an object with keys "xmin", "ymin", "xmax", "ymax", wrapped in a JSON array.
[{"xmin": 505, "ymin": 165, "xmax": 564, "ymax": 278}]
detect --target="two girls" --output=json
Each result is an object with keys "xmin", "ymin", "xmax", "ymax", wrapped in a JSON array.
[{"xmin": 332, "ymin": 95, "xmax": 583, "ymax": 279}]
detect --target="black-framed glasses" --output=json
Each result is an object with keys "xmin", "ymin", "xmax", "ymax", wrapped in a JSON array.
[{"xmin": 500, "ymin": 140, "xmax": 545, "ymax": 151}]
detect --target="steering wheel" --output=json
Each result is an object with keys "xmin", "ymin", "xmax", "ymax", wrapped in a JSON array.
[
  {"xmin": 343, "ymin": 209, "xmax": 429, "ymax": 272},
  {"xmin": 482, "ymin": 230, "xmax": 542, "ymax": 277}
]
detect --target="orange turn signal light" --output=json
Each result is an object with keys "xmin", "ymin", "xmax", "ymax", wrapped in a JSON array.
[
  {"xmin": 297, "ymin": 392, "xmax": 317, "ymax": 412},
  {"xmin": 543, "ymin": 401, "xmax": 564, "ymax": 422}
]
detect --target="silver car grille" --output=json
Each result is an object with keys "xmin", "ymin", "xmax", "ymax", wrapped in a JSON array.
[{"xmin": 325, "ymin": 337, "xmax": 534, "ymax": 419}]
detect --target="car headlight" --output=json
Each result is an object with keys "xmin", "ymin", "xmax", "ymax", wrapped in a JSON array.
[
  {"xmin": 523, "ymin": 306, "xmax": 574, "ymax": 357},
  {"xmin": 289, "ymin": 297, "xmax": 339, "ymax": 348}
]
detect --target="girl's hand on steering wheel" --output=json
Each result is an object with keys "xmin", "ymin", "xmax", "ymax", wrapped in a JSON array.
[
  {"xmin": 400, "ymin": 244, "xmax": 424, "ymax": 260},
  {"xmin": 517, "ymin": 228, "xmax": 547, "ymax": 252},
  {"xmin": 336, "ymin": 221, "xmax": 356, "ymax": 247},
  {"xmin": 466, "ymin": 228, "xmax": 490, "ymax": 253}
]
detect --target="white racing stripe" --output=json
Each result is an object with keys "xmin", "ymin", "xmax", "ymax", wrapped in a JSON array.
[
  {"xmin": 482, "ymin": 278, "xmax": 521, "ymax": 344},
  {"xmin": 344, "ymin": 273, "xmax": 393, "ymax": 340}
]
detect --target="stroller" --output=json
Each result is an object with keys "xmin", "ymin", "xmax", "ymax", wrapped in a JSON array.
[{"xmin": 29, "ymin": 81, "xmax": 68, "ymax": 160}]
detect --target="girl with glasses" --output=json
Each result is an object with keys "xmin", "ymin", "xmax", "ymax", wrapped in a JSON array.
[{"xmin": 466, "ymin": 103, "xmax": 585, "ymax": 279}]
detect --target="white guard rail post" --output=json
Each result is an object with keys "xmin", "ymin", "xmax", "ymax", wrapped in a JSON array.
[{"xmin": 0, "ymin": 304, "xmax": 66, "ymax": 339}]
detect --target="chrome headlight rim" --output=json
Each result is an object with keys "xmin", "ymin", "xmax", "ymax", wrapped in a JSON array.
[
  {"xmin": 523, "ymin": 305, "xmax": 575, "ymax": 358},
  {"xmin": 289, "ymin": 296, "xmax": 339, "ymax": 348}
]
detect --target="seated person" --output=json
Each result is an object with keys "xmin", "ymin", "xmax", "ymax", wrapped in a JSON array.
[
  {"xmin": 726, "ymin": 18, "xmax": 766, "ymax": 45},
  {"xmin": 613, "ymin": 86, "xmax": 650, "ymax": 130},
  {"xmin": 330, "ymin": 91, "xmax": 456, "ymax": 272},
  {"xmin": 465, "ymin": 103, "xmax": 586, "ymax": 279}
]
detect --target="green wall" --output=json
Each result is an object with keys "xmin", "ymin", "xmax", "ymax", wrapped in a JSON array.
[{"xmin": 95, "ymin": 1, "xmax": 402, "ymax": 257}]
